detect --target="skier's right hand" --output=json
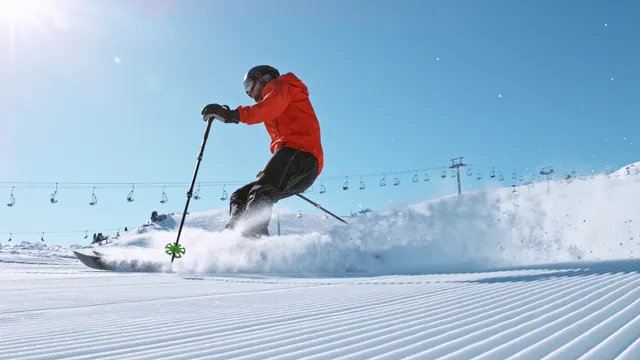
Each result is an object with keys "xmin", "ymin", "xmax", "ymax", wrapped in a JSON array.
[{"xmin": 201, "ymin": 104, "xmax": 239, "ymax": 123}]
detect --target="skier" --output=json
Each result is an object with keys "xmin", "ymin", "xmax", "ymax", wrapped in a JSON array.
[{"xmin": 200, "ymin": 65, "xmax": 323, "ymax": 238}]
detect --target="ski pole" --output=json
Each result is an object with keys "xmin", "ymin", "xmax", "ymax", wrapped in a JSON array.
[
  {"xmin": 295, "ymin": 193, "xmax": 348, "ymax": 224},
  {"xmin": 167, "ymin": 115, "xmax": 215, "ymax": 263}
]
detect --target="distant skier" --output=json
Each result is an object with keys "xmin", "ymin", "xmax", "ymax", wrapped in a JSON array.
[{"xmin": 201, "ymin": 65, "xmax": 323, "ymax": 238}]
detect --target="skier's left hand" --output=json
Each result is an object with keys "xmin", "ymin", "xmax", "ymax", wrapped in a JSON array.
[{"xmin": 201, "ymin": 104, "xmax": 239, "ymax": 123}]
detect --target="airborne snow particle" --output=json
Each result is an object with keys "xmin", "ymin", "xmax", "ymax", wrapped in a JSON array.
[
  {"xmin": 436, "ymin": 57, "xmax": 440, "ymax": 61},
  {"xmin": 114, "ymin": 57, "xmax": 122, "ymax": 64},
  {"xmin": 498, "ymin": 94, "xmax": 502, "ymax": 98}
]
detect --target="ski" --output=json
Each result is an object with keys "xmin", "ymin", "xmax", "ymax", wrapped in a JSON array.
[{"xmin": 73, "ymin": 250, "xmax": 168, "ymax": 273}]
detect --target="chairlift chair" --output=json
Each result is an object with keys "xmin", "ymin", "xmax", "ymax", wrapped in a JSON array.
[
  {"xmin": 220, "ymin": 185, "xmax": 228, "ymax": 201},
  {"xmin": 7, "ymin": 187, "xmax": 15, "ymax": 207},
  {"xmin": 193, "ymin": 182, "xmax": 201, "ymax": 200},
  {"xmin": 89, "ymin": 187, "xmax": 98, "ymax": 206},
  {"xmin": 50, "ymin": 183, "xmax": 58, "ymax": 204},
  {"xmin": 127, "ymin": 183, "xmax": 135, "ymax": 202},
  {"xmin": 160, "ymin": 186, "xmax": 168, "ymax": 204}
]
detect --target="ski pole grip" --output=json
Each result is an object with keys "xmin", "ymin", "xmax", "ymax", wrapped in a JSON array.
[{"xmin": 203, "ymin": 114, "xmax": 216, "ymax": 122}]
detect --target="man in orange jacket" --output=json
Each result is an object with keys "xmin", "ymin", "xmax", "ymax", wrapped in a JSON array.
[{"xmin": 201, "ymin": 65, "xmax": 323, "ymax": 238}]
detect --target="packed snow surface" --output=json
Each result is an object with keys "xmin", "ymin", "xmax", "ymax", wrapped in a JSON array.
[{"xmin": 1, "ymin": 162, "xmax": 639, "ymax": 358}]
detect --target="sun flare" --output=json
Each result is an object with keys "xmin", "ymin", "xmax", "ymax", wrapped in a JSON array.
[
  {"xmin": 0, "ymin": 0, "xmax": 72, "ymax": 58},
  {"xmin": 0, "ymin": 0, "xmax": 44, "ymax": 22}
]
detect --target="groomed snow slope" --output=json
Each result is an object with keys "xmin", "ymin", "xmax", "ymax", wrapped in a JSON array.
[{"xmin": 1, "ymin": 162, "xmax": 639, "ymax": 359}]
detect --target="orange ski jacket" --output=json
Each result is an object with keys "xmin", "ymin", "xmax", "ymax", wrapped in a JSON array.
[{"xmin": 237, "ymin": 73, "xmax": 324, "ymax": 175}]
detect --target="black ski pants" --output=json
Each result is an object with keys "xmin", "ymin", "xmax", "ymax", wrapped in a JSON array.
[{"xmin": 225, "ymin": 146, "xmax": 318, "ymax": 237}]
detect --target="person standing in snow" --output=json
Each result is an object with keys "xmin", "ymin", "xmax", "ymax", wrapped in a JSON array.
[{"xmin": 200, "ymin": 65, "xmax": 323, "ymax": 238}]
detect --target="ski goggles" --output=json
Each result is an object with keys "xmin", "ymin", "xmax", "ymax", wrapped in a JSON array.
[{"xmin": 244, "ymin": 77, "xmax": 256, "ymax": 97}]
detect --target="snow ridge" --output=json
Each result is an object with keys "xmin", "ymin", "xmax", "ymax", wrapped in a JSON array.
[{"xmin": 66, "ymin": 166, "xmax": 640, "ymax": 275}]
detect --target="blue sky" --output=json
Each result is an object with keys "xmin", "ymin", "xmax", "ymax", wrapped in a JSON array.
[{"xmin": 0, "ymin": 0, "xmax": 638, "ymax": 245}]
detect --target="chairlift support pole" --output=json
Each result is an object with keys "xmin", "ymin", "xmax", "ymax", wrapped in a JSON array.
[
  {"xmin": 449, "ymin": 157, "xmax": 467, "ymax": 195},
  {"xmin": 540, "ymin": 166, "xmax": 554, "ymax": 193},
  {"xmin": 277, "ymin": 208, "xmax": 281, "ymax": 236}
]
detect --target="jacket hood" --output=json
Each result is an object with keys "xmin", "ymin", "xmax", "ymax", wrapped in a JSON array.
[{"xmin": 274, "ymin": 72, "xmax": 308, "ymax": 97}]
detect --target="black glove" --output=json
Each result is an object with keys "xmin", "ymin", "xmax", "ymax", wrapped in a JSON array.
[{"xmin": 201, "ymin": 104, "xmax": 239, "ymax": 123}]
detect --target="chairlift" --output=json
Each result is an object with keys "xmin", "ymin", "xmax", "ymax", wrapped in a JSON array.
[
  {"xmin": 393, "ymin": 176, "xmax": 400, "ymax": 186},
  {"xmin": 8, "ymin": 233, "xmax": 11, "ymax": 242},
  {"xmin": 412, "ymin": 171, "xmax": 419, "ymax": 183},
  {"xmin": 512, "ymin": 171, "xmax": 517, "ymax": 180},
  {"xmin": 84, "ymin": 230, "xmax": 88, "ymax": 239},
  {"xmin": 424, "ymin": 173, "xmax": 431, "ymax": 182},
  {"xmin": 319, "ymin": 181, "xmax": 326, "ymax": 194},
  {"xmin": 499, "ymin": 173, "xmax": 505, "ymax": 182},
  {"xmin": 451, "ymin": 169, "xmax": 456, "ymax": 178},
  {"xmin": 127, "ymin": 183, "xmax": 135, "ymax": 202},
  {"xmin": 160, "ymin": 186, "xmax": 168, "ymax": 204},
  {"xmin": 519, "ymin": 174, "xmax": 524, "ymax": 182},
  {"xmin": 441, "ymin": 169, "xmax": 447, "ymax": 178},
  {"xmin": 380, "ymin": 174, "xmax": 386, "ymax": 187},
  {"xmin": 490, "ymin": 167, "xmax": 496, "ymax": 178},
  {"xmin": 342, "ymin": 177, "xmax": 349, "ymax": 190},
  {"xmin": 220, "ymin": 185, "xmax": 228, "ymax": 201},
  {"xmin": 359, "ymin": 177, "xmax": 366, "ymax": 190},
  {"xmin": 7, "ymin": 186, "xmax": 15, "ymax": 207},
  {"xmin": 50, "ymin": 183, "xmax": 58, "ymax": 204},
  {"xmin": 41, "ymin": 232, "xmax": 45, "ymax": 242},
  {"xmin": 193, "ymin": 182, "xmax": 201, "ymax": 200},
  {"xmin": 477, "ymin": 172, "xmax": 482, "ymax": 180},
  {"xmin": 89, "ymin": 187, "xmax": 98, "ymax": 206},
  {"xmin": 466, "ymin": 167, "xmax": 473, "ymax": 176}
]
